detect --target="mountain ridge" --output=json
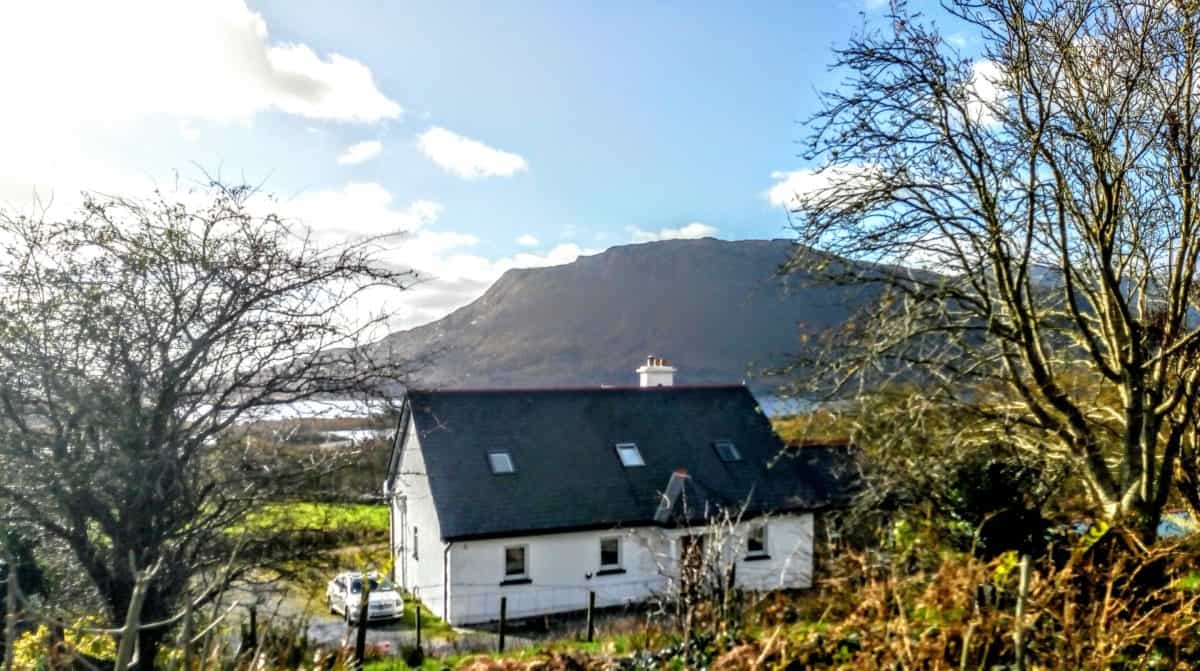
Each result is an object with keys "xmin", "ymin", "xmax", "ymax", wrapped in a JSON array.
[{"xmin": 374, "ymin": 237, "xmax": 882, "ymax": 391}]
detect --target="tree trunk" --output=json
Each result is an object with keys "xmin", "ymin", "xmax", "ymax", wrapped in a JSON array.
[
  {"xmin": 1132, "ymin": 504, "xmax": 1162, "ymax": 547},
  {"xmin": 133, "ymin": 626, "xmax": 168, "ymax": 671},
  {"xmin": 125, "ymin": 577, "xmax": 171, "ymax": 671}
]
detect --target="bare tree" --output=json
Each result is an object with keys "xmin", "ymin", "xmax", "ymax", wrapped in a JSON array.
[
  {"xmin": 785, "ymin": 0, "xmax": 1200, "ymax": 540},
  {"xmin": 0, "ymin": 182, "xmax": 421, "ymax": 668}
]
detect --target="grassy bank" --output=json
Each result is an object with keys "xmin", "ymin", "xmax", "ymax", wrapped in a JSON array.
[
  {"xmin": 361, "ymin": 629, "xmax": 657, "ymax": 671},
  {"xmin": 242, "ymin": 502, "xmax": 389, "ymax": 536},
  {"xmin": 232, "ymin": 501, "xmax": 389, "ymax": 551}
]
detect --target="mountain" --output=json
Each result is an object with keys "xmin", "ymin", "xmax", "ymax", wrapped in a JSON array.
[{"xmin": 374, "ymin": 238, "xmax": 882, "ymax": 391}]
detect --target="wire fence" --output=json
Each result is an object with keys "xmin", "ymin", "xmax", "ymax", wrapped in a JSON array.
[
  {"xmin": 415, "ymin": 577, "xmax": 668, "ymax": 628},
  {"xmin": 259, "ymin": 616, "xmax": 536, "ymax": 659}
]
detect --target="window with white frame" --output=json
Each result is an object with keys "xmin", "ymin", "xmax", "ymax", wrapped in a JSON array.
[
  {"xmin": 746, "ymin": 523, "xmax": 768, "ymax": 558},
  {"xmin": 615, "ymin": 442, "xmax": 645, "ymax": 467},
  {"xmin": 504, "ymin": 545, "xmax": 528, "ymax": 579},
  {"xmin": 599, "ymin": 536, "xmax": 621, "ymax": 569}
]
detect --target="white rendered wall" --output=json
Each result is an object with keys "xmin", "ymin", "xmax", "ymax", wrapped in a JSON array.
[
  {"xmin": 389, "ymin": 421, "xmax": 449, "ymax": 618},
  {"xmin": 439, "ymin": 513, "xmax": 813, "ymax": 626},
  {"xmin": 732, "ymin": 513, "xmax": 814, "ymax": 591},
  {"xmin": 444, "ymin": 527, "xmax": 670, "ymax": 625}
]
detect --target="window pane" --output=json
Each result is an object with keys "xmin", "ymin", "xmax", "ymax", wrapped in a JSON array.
[
  {"xmin": 505, "ymin": 546, "xmax": 526, "ymax": 576},
  {"xmin": 489, "ymin": 451, "xmax": 515, "ymax": 474},
  {"xmin": 600, "ymin": 538, "xmax": 620, "ymax": 567},
  {"xmin": 616, "ymin": 443, "xmax": 644, "ymax": 467},
  {"xmin": 748, "ymin": 525, "xmax": 766, "ymax": 555}
]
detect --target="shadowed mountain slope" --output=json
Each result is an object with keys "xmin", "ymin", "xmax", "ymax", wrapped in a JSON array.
[{"xmin": 375, "ymin": 238, "xmax": 882, "ymax": 391}]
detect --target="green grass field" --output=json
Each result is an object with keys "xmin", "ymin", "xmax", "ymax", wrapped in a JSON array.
[{"xmin": 239, "ymin": 501, "xmax": 389, "ymax": 537}]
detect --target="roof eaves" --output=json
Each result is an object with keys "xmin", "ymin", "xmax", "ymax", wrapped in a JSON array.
[{"xmin": 439, "ymin": 504, "xmax": 840, "ymax": 543}]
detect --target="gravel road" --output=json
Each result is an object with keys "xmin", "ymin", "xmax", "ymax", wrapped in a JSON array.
[{"xmin": 225, "ymin": 582, "xmax": 530, "ymax": 658}]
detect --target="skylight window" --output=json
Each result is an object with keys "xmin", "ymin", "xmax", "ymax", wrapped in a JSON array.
[
  {"xmin": 714, "ymin": 440, "xmax": 742, "ymax": 462},
  {"xmin": 488, "ymin": 450, "xmax": 516, "ymax": 474},
  {"xmin": 615, "ymin": 442, "xmax": 645, "ymax": 467}
]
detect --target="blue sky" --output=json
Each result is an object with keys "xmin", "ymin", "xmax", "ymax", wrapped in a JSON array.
[{"xmin": 0, "ymin": 0, "xmax": 967, "ymax": 330}]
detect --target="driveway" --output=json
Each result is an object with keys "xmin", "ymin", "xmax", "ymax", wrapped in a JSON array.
[{"xmin": 226, "ymin": 581, "xmax": 530, "ymax": 657}]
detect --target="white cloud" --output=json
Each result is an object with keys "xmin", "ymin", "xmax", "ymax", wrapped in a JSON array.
[
  {"xmin": 967, "ymin": 59, "xmax": 1004, "ymax": 125},
  {"xmin": 865, "ymin": 0, "xmax": 890, "ymax": 9},
  {"xmin": 629, "ymin": 222, "xmax": 718, "ymax": 243},
  {"xmin": 767, "ymin": 170, "xmax": 828, "ymax": 209},
  {"xmin": 416, "ymin": 127, "xmax": 528, "ymax": 180},
  {"xmin": 275, "ymin": 182, "xmax": 596, "ymax": 332},
  {"xmin": 764, "ymin": 165, "xmax": 963, "ymax": 271},
  {"xmin": 279, "ymin": 183, "xmax": 442, "ymax": 242},
  {"xmin": 504, "ymin": 244, "xmax": 593, "ymax": 271},
  {"xmin": 178, "ymin": 120, "xmax": 201, "ymax": 142},
  {"xmin": 516, "ymin": 234, "xmax": 540, "ymax": 247},
  {"xmin": 946, "ymin": 33, "xmax": 968, "ymax": 49},
  {"xmin": 385, "ymin": 242, "xmax": 596, "ymax": 330},
  {"xmin": 337, "ymin": 140, "xmax": 384, "ymax": 166},
  {"xmin": 0, "ymin": 1, "xmax": 401, "ymax": 126},
  {"xmin": 765, "ymin": 165, "xmax": 882, "ymax": 210},
  {"xmin": 0, "ymin": 1, "xmax": 401, "ymax": 216}
]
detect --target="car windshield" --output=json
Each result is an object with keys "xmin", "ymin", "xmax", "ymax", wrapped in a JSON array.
[{"xmin": 349, "ymin": 577, "xmax": 395, "ymax": 594}]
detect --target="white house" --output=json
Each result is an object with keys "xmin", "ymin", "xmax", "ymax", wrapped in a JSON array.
[{"xmin": 383, "ymin": 357, "xmax": 852, "ymax": 625}]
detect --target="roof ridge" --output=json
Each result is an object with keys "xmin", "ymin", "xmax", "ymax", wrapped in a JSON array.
[{"xmin": 407, "ymin": 383, "xmax": 748, "ymax": 394}]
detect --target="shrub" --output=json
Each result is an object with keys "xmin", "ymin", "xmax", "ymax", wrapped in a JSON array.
[
  {"xmin": 11, "ymin": 620, "xmax": 116, "ymax": 671},
  {"xmin": 400, "ymin": 644, "xmax": 426, "ymax": 668}
]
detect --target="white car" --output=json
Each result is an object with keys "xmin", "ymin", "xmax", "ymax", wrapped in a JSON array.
[{"xmin": 326, "ymin": 572, "xmax": 403, "ymax": 623}]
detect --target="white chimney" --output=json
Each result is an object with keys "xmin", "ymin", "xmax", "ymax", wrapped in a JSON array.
[{"xmin": 636, "ymin": 355, "xmax": 676, "ymax": 387}]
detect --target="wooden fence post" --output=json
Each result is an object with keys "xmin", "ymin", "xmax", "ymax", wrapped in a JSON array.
[
  {"xmin": 3, "ymin": 559, "xmax": 15, "ymax": 671},
  {"xmin": 354, "ymin": 588, "xmax": 370, "ymax": 668},
  {"xmin": 498, "ymin": 597, "xmax": 507, "ymax": 652},
  {"xmin": 415, "ymin": 602, "xmax": 422, "ymax": 651},
  {"xmin": 586, "ymin": 591, "xmax": 596, "ymax": 642},
  {"xmin": 1014, "ymin": 553, "xmax": 1031, "ymax": 671},
  {"xmin": 246, "ymin": 605, "xmax": 257, "ymax": 652}
]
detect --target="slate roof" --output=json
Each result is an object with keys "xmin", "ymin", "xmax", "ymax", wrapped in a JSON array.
[{"xmin": 395, "ymin": 385, "xmax": 855, "ymax": 541}]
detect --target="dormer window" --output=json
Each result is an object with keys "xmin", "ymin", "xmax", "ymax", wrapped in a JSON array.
[
  {"xmin": 488, "ymin": 450, "xmax": 516, "ymax": 474},
  {"xmin": 615, "ymin": 442, "xmax": 645, "ymax": 467},
  {"xmin": 713, "ymin": 440, "xmax": 742, "ymax": 462}
]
